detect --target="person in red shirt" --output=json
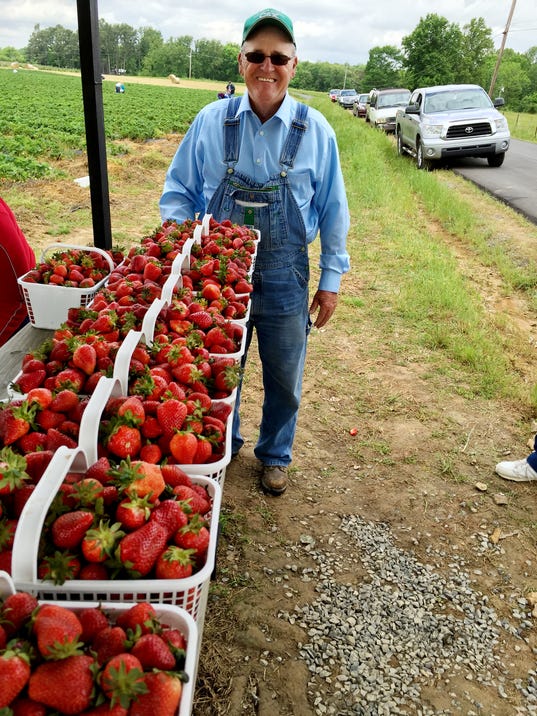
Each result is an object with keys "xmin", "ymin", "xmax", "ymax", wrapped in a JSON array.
[{"xmin": 0, "ymin": 197, "xmax": 36, "ymax": 347}]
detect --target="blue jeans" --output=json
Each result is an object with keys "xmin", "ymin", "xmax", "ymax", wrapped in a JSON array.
[{"xmin": 232, "ymin": 262, "xmax": 311, "ymax": 466}]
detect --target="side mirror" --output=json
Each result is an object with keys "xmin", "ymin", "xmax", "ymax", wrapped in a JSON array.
[
  {"xmin": 405, "ymin": 104, "xmax": 420, "ymax": 115},
  {"xmin": 493, "ymin": 97, "xmax": 505, "ymax": 108}
]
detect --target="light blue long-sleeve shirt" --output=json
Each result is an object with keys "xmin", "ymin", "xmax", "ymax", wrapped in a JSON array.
[{"xmin": 160, "ymin": 92, "xmax": 350, "ymax": 292}]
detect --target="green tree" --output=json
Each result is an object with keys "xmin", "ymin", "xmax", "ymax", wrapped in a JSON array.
[
  {"xmin": 402, "ymin": 14, "xmax": 463, "ymax": 87},
  {"xmin": 26, "ymin": 24, "xmax": 78, "ymax": 67},
  {"xmin": 362, "ymin": 46, "xmax": 405, "ymax": 92},
  {"xmin": 141, "ymin": 36, "xmax": 192, "ymax": 77},
  {"xmin": 460, "ymin": 17, "xmax": 495, "ymax": 86}
]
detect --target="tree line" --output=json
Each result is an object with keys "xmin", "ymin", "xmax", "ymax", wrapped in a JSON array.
[{"xmin": 1, "ymin": 13, "xmax": 535, "ymax": 111}]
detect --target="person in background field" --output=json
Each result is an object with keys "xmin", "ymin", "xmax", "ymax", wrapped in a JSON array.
[
  {"xmin": 159, "ymin": 8, "xmax": 350, "ymax": 496},
  {"xmin": 0, "ymin": 197, "xmax": 36, "ymax": 347},
  {"xmin": 226, "ymin": 81, "xmax": 236, "ymax": 96},
  {"xmin": 496, "ymin": 444, "xmax": 537, "ymax": 482}
]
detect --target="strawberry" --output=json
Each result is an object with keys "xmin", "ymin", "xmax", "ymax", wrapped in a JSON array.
[
  {"xmin": 17, "ymin": 431, "xmax": 47, "ymax": 454},
  {"xmin": 130, "ymin": 633, "xmax": 176, "ymax": 670},
  {"xmin": 116, "ymin": 520, "xmax": 168, "ymax": 577},
  {"xmin": 82, "ymin": 519, "xmax": 125, "ymax": 562},
  {"xmin": 53, "ymin": 367, "xmax": 85, "ymax": 393},
  {"xmin": 0, "ymin": 447, "xmax": 30, "ymax": 495},
  {"xmin": 50, "ymin": 510, "xmax": 94, "ymax": 549},
  {"xmin": 168, "ymin": 431, "xmax": 198, "ymax": 464},
  {"xmin": 111, "ymin": 459, "xmax": 165, "ymax": 503},
  {"xmin": 37, "ymin": 551, "xmax": 81, "ymax": 584},
  {"xmin": 115, "ymin": 602, "xmax": 158, "ymax": 636},
  {"xmin": 0, "ymin": 402, "xmax": 37, "ymax": 446},
  {"xmin": 12, "ymin": 483, "xmax": 36, "ymax": 516},
  {"xmin": 139, "ymin": 443, "xmax": 162, "ymax": 464},
  {"xmin": 79, "ymin": 562, "xmax": 110, "ymax": 580},
  {"xmin": 161, "ymin": 626, "xmax": 187, "ymax": 654},
  {"xmin": 13, "ymin": 369, "xmax": 47, "ymax": 394},
  {"xmin": 84, "ymin": 455, "xmax": 113, "ymax": 484},
  {"xmin": 175, "ymin": 512, "xmax": 210, "ymax": 559},
  {"xmin": 28, "ymin": 654, "xmax": 95, "ymax": 714},
  {"xmin": 100, "ymin": 653, "xmax": 146, "ymax": 707},
  {"xmin": 156, "ymin": 399, "xmax": 187, "ymax": 436},
  {"xmin": 45, "ymin": 428, "xmax": 78, "ymax": 451},
  {"xmin": 189, "ymin": 310, "xmax": 214, "ymax": 329},
  {"xmin": 33, "ymin": 603, "xmax": 83, "ymax": 658},
  {"xmin": 117, "ymin": 396, "xmax": 145, "ymax": 425},
  {"xmin": 49, "ymin": 389, "xmax": 80, "ymax": 413},
  {"xmin": 115, "ymin": 496, "xmax": 151, "ymax": 531},
  {"xmin": 92, "ymin": 625, "xmax": 127, "ymax": 665},
  {"xmin": 0, "ymin": 591, "xmax": 39, "ymax": 637},
  {"xmin": 107, "ymin": 424, "xmax": 142, "ymax": 459},
  {"xmin": 72, "ymin": 343, "xmax": 97, "ymax": 375},
  {"xmin": 21, "ymin": 449, "xmax": 53, "ymax": 482},
  {"xmin": 154, "ymin": 545, "xmax": 195, "ymax": 579},
  {"xmin": 160, "ymin": 464, "xmax": 193, "ymax": 488},
  {"xmin": 128, "ymin": 669, "xmax": 183, "ymax": 716},
  {"xmin": 25, "ymin": 387, "xmax": 54, "ymax": 409},
  {"xmin": 36, "ymin": 408, "xmax": 65, "ymax": 431},
  {"xmin": 0, "ymin": 648, "xmax": 31, "ymax": 707},
  {"xmin": 149, "ymin": 499, "xmax": 188, "ymax": 538},
  {"xmin": 77, "ymin": 606, "xmax": 109, "ymax": 642},
  {"xmin": 173, "ymin": 484, "xmax": 211, "ymax": 514}
]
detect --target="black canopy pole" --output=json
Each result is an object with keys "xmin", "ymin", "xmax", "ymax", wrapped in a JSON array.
[{"xmin": 76, "ymin": 0, "xmax": 112, "ymax": 250}]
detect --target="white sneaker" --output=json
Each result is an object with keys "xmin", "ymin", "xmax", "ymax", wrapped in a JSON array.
[{"xmin": 495, "ymin": 457, "xmax": 537, "ymax": 482}]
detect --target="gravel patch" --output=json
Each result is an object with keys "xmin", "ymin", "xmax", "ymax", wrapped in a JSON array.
[{"xmin": 278, "ymin": 515, "xmax": 537, "ymax": 715}]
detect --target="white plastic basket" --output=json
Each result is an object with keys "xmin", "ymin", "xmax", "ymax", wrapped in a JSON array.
[
  {"xmin": 0, "ymin": 570, "xmax": 198, "ymax": 716},
  {"xmin": 17, "ymin": 244, "xmax": 115, "ymax": 329},
  {"xmin": 11, "ymin": 446, "xmax": 221, "ymax": 624}
]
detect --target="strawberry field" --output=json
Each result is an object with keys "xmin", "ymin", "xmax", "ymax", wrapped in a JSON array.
[{"xmin": 0, "ymin": 68, "xmax": 214, "ymax": 181}]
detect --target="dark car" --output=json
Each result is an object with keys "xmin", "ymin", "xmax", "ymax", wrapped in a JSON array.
[{"xmin": 352, "ymin": 93, "xmax": 369, "ymax": 118}]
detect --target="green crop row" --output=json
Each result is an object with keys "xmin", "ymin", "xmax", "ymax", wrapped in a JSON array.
[{"xmin": 0, "ymin": 69, "xmax": 215, "ymax": 182}]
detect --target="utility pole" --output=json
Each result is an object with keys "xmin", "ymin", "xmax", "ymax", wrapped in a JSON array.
[{"xmin": 489, "ymin": 0, "xmax": 517, "ymax": 98}]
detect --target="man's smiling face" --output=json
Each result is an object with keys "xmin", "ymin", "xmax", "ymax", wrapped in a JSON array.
[{"xmin": 238, "ymin": 26, "xmax": 297, "ymax": 122}]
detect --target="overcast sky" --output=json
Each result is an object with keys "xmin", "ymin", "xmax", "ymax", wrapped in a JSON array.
[{"xmin": 1, "ymin": 0, "xmax": 535, "ymax": 65}]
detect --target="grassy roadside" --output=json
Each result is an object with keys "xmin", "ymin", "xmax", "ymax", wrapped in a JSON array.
[{"xmin": 312, "ymin": 98, "xmax": 537, "ymax": 410}]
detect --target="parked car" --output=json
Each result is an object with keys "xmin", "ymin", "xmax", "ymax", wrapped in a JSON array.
[
  {"xmin": 395, "ymin": 84, "xmax": 510, "ymax": 169},
  {"xmin": 329, "ymin": 89, "xmax": 341, "ymax": 102},
  {"xmin": 338, "ymin": 89, "xmax": 358, "ymax": 109},
  {"xmin": 367, "ymin": 88, "xmax": 411, "ymax": 132},
  {"xmin": 352, "ymin": 93, "xmax": 369, "ymax": 118}
]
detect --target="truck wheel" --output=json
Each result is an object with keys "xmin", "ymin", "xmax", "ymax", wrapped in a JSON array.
[
  {"xmin": 396, "ymin": 131, "xmax": 404, "ymax": 156},
  {"xmin": 487, "ymin": 153, "xmax": 505, "ymax": 167},
  {"xmin": 416, "ymin": 140, "xmax": 432, "ymax": 171}
]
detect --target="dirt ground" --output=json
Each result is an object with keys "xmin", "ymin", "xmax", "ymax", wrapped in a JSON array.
[{"xmin": 5, "ymin": 78, "xmax": 537, "ymax": 715}]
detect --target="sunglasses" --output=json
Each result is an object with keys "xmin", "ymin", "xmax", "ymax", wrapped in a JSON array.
[{"xmin": 243, "ymin": 51, "xmax": 294, "ymax": 66}]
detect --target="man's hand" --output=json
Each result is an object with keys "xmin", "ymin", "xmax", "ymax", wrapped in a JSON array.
[{"xmin": 309, "ymin": 290, "xmax": 338, "ymax": 329}]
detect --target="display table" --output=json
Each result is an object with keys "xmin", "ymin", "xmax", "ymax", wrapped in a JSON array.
[{"xmin": 0, "ymin": 324, "xmax": 52, "ymax": 400}]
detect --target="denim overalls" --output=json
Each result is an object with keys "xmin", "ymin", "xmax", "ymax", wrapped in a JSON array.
[{"xmin": 207, "ymin": 97, "xmax": 311, "ymax": 466}]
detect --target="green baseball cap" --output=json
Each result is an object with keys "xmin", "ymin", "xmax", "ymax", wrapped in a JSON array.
[{"xmin": 242, "ymin": 8, "xmax": 295, "ymax": 45}]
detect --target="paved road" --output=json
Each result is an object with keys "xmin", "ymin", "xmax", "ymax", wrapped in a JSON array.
[{"xmin": 451, "ymin": 138, "xmax": 537, "ymax": 226}]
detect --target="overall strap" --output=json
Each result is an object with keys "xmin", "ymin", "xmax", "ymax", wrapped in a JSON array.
[
  {"xmin": 279, "ymin": 102, "xmax": 309, "ymax": 171},
  {"xmin": 223, "ymin": 97, "xmax": 242, "ymax": 165}
]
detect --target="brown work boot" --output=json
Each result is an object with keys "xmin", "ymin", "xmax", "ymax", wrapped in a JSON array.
[{"xmin": 261, "ymin": 465, "xmax": 288, "ymax": 495}]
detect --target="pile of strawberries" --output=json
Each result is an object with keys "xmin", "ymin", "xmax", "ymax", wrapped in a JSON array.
[
  {"xmin": 0, "ymin": 594, "xmax": 190, "ymax": 715},
  {"xmin": 20, "ymin": 246, "xmax": 122, "ymax": 289},
  {"xmin": 36, "ymin": 458, "xmax": 213, "ymax": 585}
]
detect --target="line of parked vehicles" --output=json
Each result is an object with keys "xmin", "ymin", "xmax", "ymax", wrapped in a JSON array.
[{"xmin": 329, "ymin": 84, "xmax": 510, "ymax": 169}]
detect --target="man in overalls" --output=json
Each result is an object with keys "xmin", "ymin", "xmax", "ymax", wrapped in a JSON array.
[{"xmin": 160, "ymin": 8, "xmax": 350, "ymax": 495}]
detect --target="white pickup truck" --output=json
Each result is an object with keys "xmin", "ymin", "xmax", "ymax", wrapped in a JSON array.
[{"xmin": 395, "ymin": 84, "xmax": 510, "ymax": 169}]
